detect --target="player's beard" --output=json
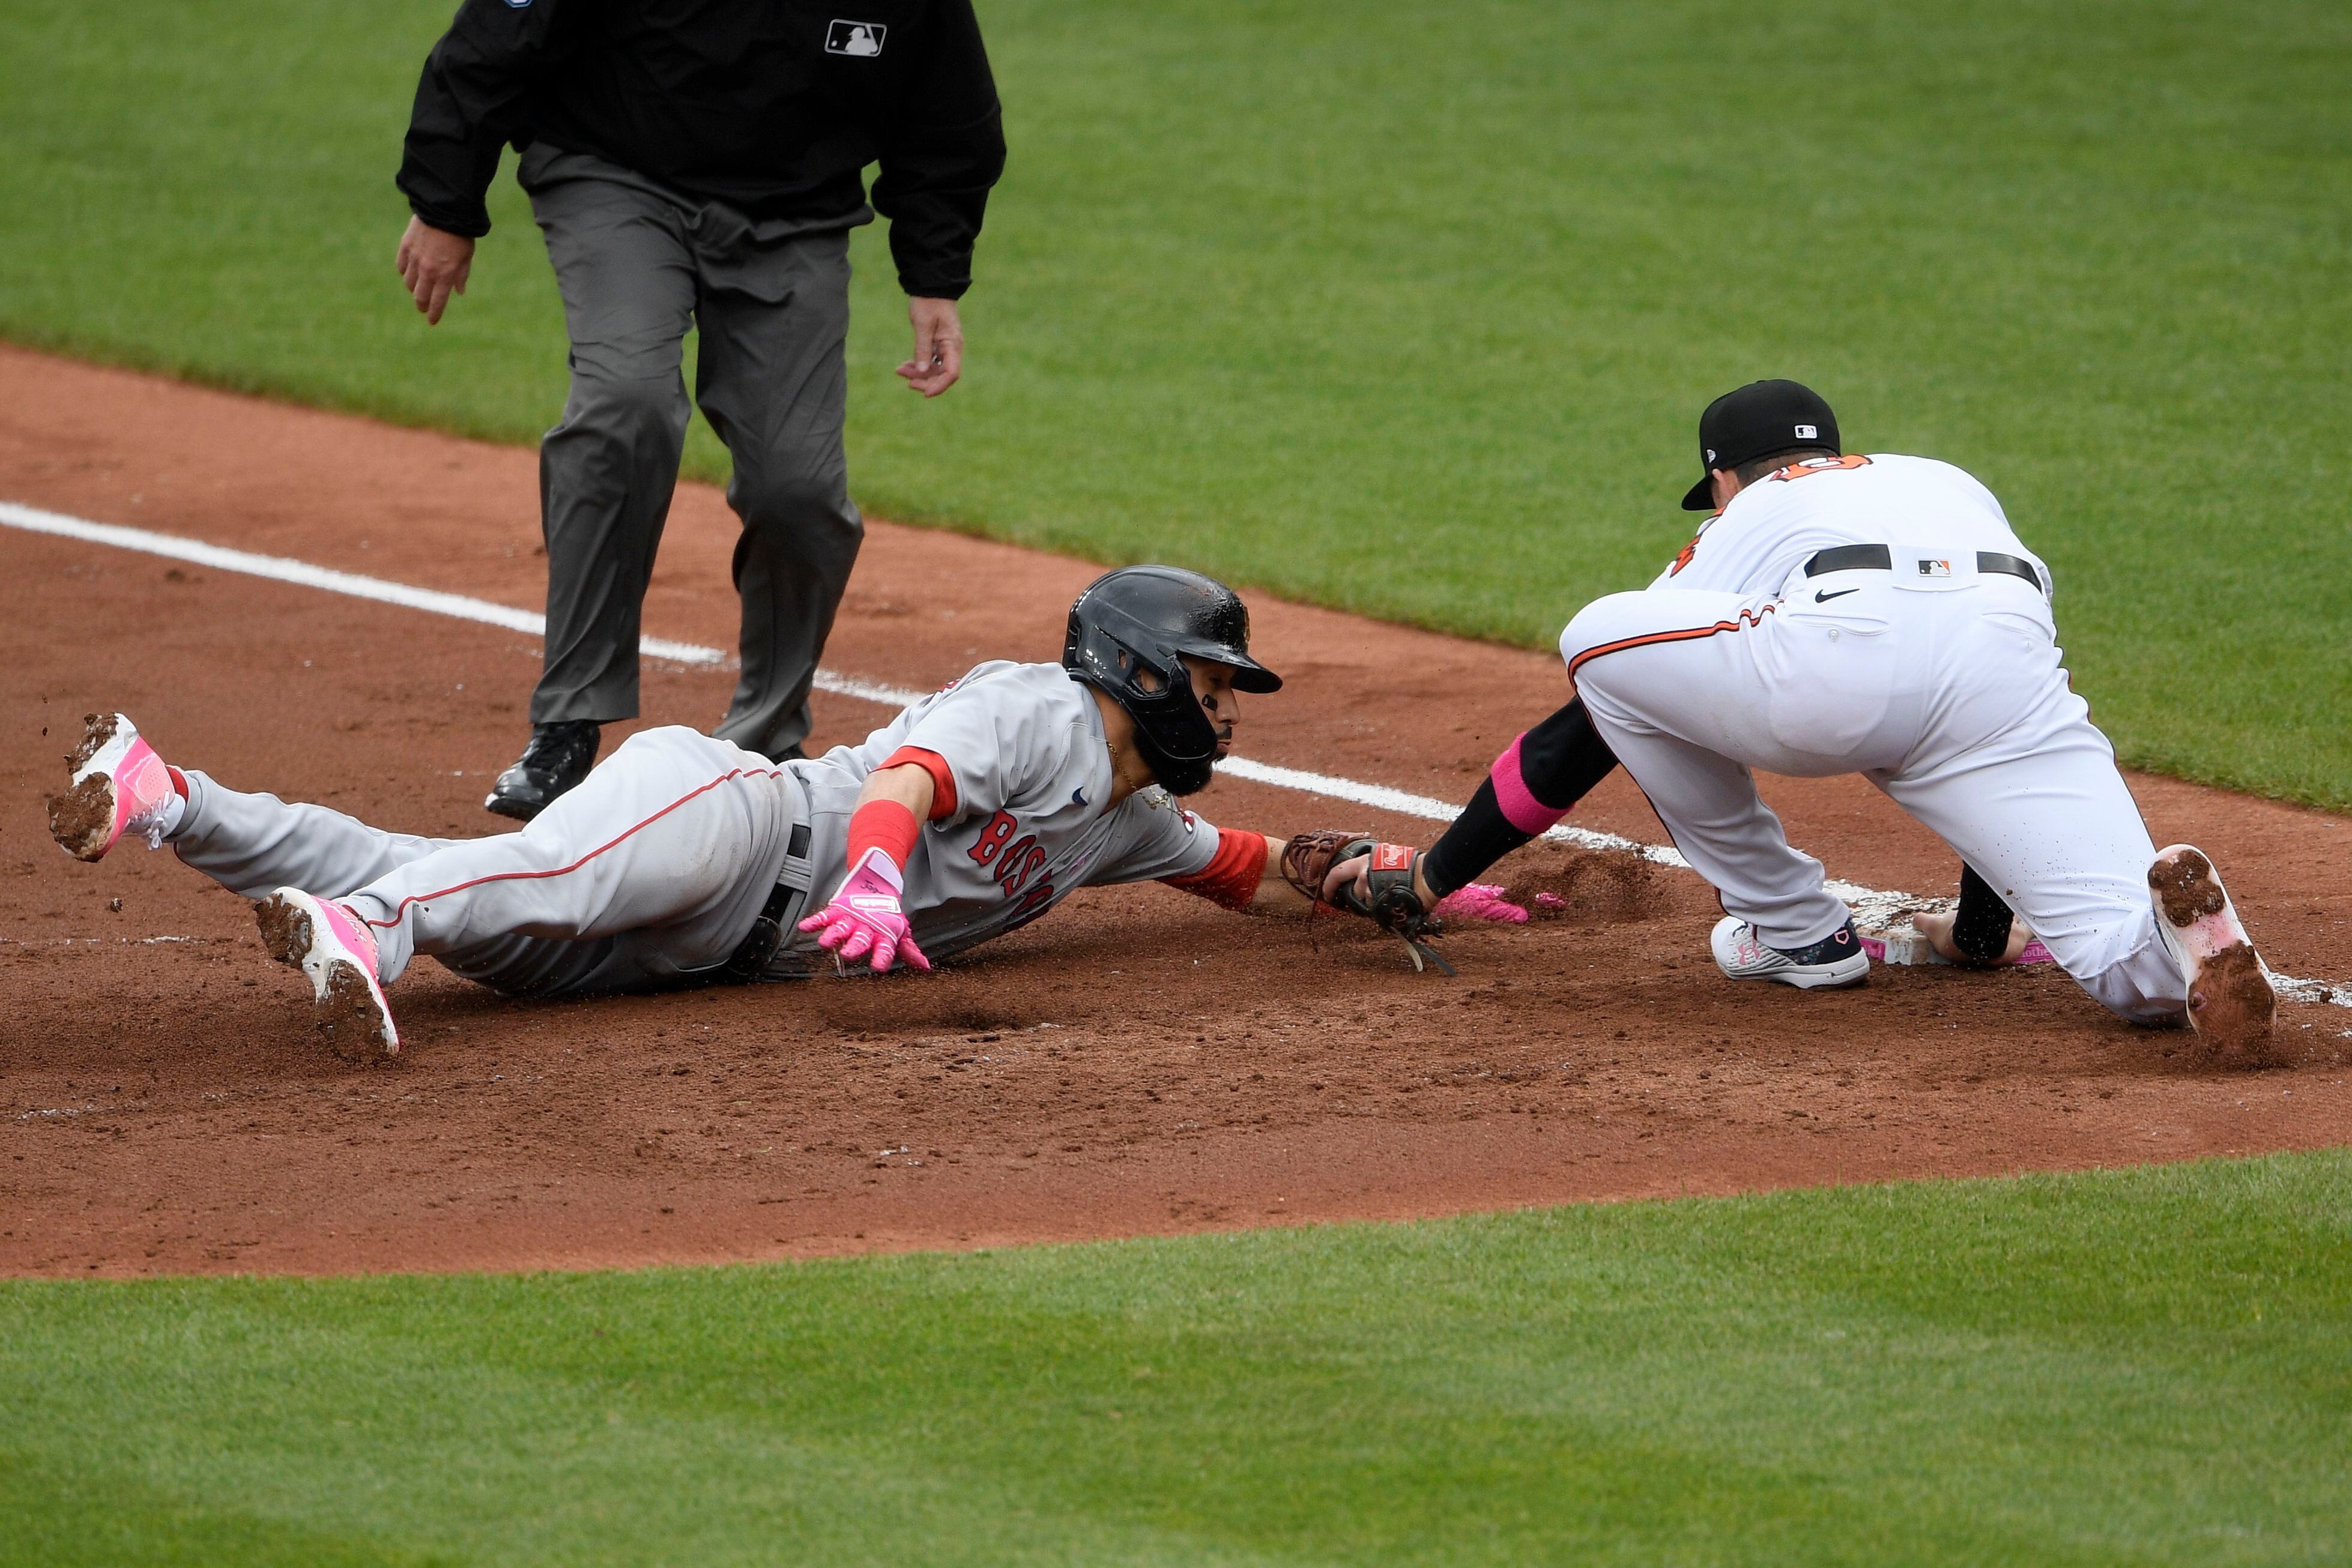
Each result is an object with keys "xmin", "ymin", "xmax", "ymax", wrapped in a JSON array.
[{"xmin": 1138, "ymin": 730, "xmax": 1223, "ymax": 795}]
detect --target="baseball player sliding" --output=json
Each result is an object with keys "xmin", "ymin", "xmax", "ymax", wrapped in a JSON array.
[
  {"xmin": 1301, "ymin": 381, "xmax": 2278, "ymax": 1061},
  {"xmin": 46, "ymin": 568, "xmax": 1334, "ymax": 1061}
]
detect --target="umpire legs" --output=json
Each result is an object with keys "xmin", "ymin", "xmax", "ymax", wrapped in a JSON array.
[
  {"xmin": 524, "ymin": 143, "xmax": 865, "ymax": 765},
  {"xmin": 693, "ymin": 230, "xmax": 863, "ymax": 762},
  {"xmin": 526, "ymin": 154, "xmax": 698, "ymax": 730}
]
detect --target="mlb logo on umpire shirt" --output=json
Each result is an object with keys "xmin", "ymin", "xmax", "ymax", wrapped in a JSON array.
[{"xmin": 826, "ymin": 19, "xmax": 886, "ymax": 55}]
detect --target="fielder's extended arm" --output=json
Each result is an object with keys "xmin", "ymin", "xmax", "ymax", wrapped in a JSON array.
[
  {"xmin": 1419, "ymin": 695, "xmax": 1621, "ymax": 898},
  {"xmin": 1298, "ymin": 696, "xmax": 1619, "ymax": 973}
]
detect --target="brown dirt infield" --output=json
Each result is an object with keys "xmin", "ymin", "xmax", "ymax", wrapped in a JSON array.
[{"xmin": 4, "ymin": 345, "xmax": 2348, "ymax": 1279}]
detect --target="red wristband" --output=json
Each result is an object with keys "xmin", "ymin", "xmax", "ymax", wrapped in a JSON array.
[
  {"xmin": 845, "ymin": 798, "xmax": 922, "ymax": 875},
  {"xmin": 1161, "ymin": 827, "xmax": 1268, "ymax": 913}
]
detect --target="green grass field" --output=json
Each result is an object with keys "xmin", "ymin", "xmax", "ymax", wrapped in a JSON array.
[
  {"xmin": 2, "ymin": 1, "xmax": 2348, "ymax": 806},
  {"xmin": 6, "ymin": 6, "xmax": 2351, "ymax": 1558},
  {"xmin": 6, "ymin": 1153, "xmax": 2351, "ymax": 1566}
]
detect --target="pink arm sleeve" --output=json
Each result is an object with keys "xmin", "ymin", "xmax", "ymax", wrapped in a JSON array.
[{"xmin": 1490, "ymin": 733, "xmax": 1569, "ymax": 835}]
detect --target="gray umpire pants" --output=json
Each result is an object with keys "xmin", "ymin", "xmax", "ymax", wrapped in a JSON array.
[{"xmin": 520, "ymin": 142, "xmax": 867, "ymax": 761}]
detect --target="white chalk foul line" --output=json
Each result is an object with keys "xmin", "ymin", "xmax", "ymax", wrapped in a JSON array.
[
  {"xmin": 1220, "ymin": 759, "xmax": 1951, "ymax": 933},
  {"xmin": 8, "ymin": 499, "xmax": 2347, "ymax": 1007},
  {"xmin": 1, "ymin": 500, "xmax": 725, "ymax": 667}
]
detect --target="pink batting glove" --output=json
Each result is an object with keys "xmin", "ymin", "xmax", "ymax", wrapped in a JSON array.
[
  {"xmin": 797, "ymin": 848, "xmax": 931, "ymax": 974},
  {"xmin": 1432, "ymin": 883, "xmax": 1531, "ymax": 924}
]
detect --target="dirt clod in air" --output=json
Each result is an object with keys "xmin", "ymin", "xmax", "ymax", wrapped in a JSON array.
[{"xmin": 1507, "ymin": 846, "xmax": 1659, "ymax": 924}]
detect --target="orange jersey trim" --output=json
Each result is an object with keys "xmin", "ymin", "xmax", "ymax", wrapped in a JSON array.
[
  {"xmin": 881, "ymin": 746, "xmax": 958, "ymax": 821},
  {"xmin": 1768, "ymin": 453, "xmax": 1871, "ymax": 483},
  {"xmin": 1566, "ymin": 603, "xmax": 1777, "ymax": 680}
]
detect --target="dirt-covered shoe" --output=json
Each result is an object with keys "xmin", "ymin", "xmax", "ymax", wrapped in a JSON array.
[
  {"xmin": 1710, "ymin": 915, "xmax": 1870, "ymax": 990},
  {"xmin": 47, "ymin": 712, "xmax": 181, "ymax": 861},
  {"xmin": 256, "ymin": 889, "xmax": 400, "ymax": 1062},
  {"xmin": 2148, "ymin": 844, "xmax": 2277, "ymax": 1063},
  {"xmin": 484, "ymin": 720, "xmax": 600, "ymax": 822}
]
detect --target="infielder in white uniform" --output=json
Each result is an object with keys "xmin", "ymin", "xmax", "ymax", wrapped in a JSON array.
[
  {"xmin": 46, "ymin": 568, "xmax": 1317, "ymax": 1061},
  {"xmin": 1319, "ymin": 381, "xmax": 2278, "ymax": 1061}
]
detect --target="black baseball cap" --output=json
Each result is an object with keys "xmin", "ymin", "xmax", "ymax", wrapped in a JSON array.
[{"xmin": 1680, "ymin": 379, "xmax": 1841, "ymax": 510}]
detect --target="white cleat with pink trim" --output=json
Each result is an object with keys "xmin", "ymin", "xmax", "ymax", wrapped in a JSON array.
[
  {"xmin": 2148, "ymin": 844, "xmax": 2276, "ymax": 1064},
  {"xmin": 1710, "ymin": 915, "xmax": 1870, "ymax": 990},
  {"xmin": 256, "ymin": 889, "xmax": 402, "ymax": 1063},
  {"xmin": 46, "ymin": 712, "xmax": 181, "ymax": 861}
]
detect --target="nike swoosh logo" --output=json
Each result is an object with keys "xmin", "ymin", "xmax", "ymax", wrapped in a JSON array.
[
  {"xmin": 1814, "ymin": 588, "xmax": 1861, "ymax": 603},
  {"xmin": 1071, "ymin": 788, "xmax": 1087, "ymax": 807}
]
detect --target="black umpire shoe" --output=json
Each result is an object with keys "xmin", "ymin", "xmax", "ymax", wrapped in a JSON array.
[{"xmin": 484, "ymin": 721, "xmax": 601, "ymax": 822}]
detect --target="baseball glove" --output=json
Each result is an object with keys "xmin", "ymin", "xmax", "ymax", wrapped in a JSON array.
[{"xmin": 1280, "ymin": 830, "xmax": 1454, "ymax": 975}]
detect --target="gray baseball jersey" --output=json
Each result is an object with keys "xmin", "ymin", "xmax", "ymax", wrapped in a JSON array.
[
  {"xmin": 775, "ymin": 660, "xmax": 1223, "ymax": 969},
  {"xmin": 158, "ymin": 661, "xmax": 1224, "ymax": 997}
]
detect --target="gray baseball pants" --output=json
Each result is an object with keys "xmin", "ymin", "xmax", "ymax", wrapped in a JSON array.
[
  {"xmin": 168, "ymin": 729, "xmax": 808, "ymax": 997},
  {"xmin": 521, "ymin": 142, "xmax": 866, "ymax": 761}
]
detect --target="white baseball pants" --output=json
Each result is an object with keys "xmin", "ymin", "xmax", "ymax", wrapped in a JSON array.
[
  {"xmin": 1561, "ymin": 563, "xmax": 2187, "ymax": 1024},
  {"xmin": 169, "ymin": 728, "xmax": 803, "ymax": 996}
]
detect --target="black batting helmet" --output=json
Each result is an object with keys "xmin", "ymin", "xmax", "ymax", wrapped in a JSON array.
[{"xmin": 1062, "ymin": 565, "xmax": 1281, "ymax": 795}]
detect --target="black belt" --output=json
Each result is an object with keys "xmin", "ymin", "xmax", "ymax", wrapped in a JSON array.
[
  {"xmin": 712, "ymin": 820, "xmax": 814, "ymax": 985},
  {"xmin": 1804, "ymin": 544, "xmax": 2045, "ymax": 593},
  {"xmin": 719, "ymin": 879, "xmax": 800, "ymax": 983}
]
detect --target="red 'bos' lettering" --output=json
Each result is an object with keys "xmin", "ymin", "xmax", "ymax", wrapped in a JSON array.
[
  {"xmin": 963, "ymin": 811, "xmax": 1062, "ymax": 919},
  {"xmin": 1006, "ymin": 882, "xmax": 1056, "ymax": 929},
  {"xmin": 994, "ymin": 834, "xmax": 1035, "ymax": 887},
  {"xmin": 967, "ymin": 810, "xmax": 1017, "ymax": 865},
  {"xmin": 994, "ymin": 837, "xmax": 1049, "ymax": 896}
]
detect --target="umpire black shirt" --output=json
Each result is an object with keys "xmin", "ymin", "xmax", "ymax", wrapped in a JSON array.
[{"xmin": 398, "ymin": 0, "xmax": 1005, "ymax": 299}]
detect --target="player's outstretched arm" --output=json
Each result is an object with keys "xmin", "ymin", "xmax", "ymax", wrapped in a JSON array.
[
  {"xmin": 1323, "ymin": 695, "xmax": 1622, "ymax": 908},
  {"xmin": 1156, "ymin": 827, "xmax": 1296, "ymax": 914},
  {"xmin": 850, "ymin": 761, "xmax": 936, "ymax": 824},
  {"xmin": 1248, "ymin": 834, "xmax": 1312, "ymax": 911},
  {"xmin": 1160, "ymin": 831, "xmax": 1382, "ymax": 914},
  {"xmin": 797, "ymin": 763, "xmax": 938, "ymax": 974}
]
